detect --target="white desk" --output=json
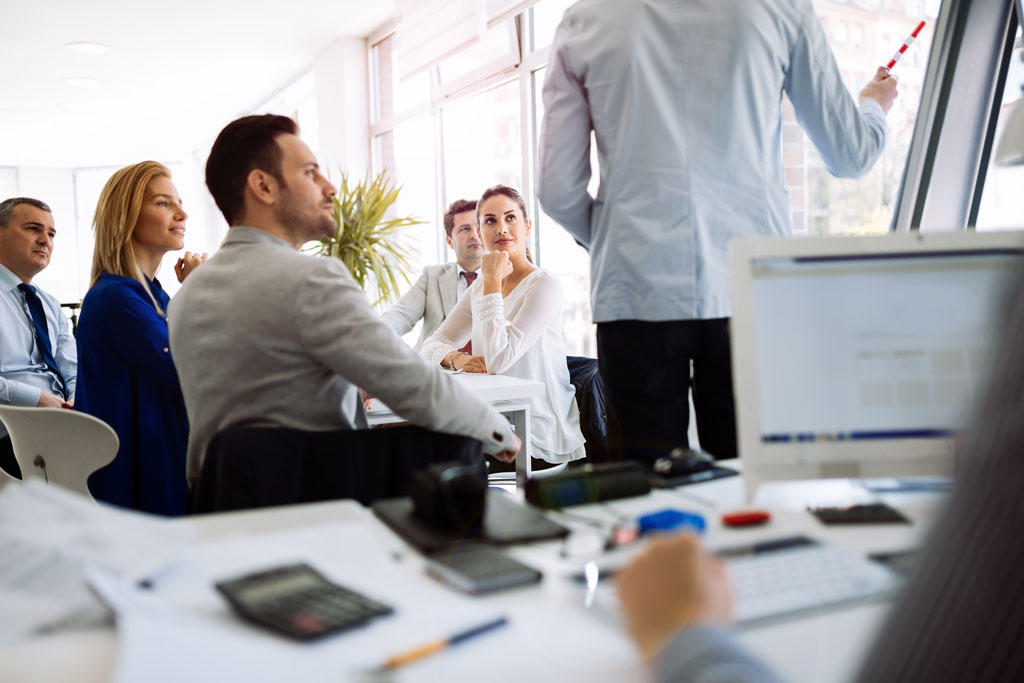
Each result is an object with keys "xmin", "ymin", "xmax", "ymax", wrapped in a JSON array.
[
  {"xmin": 1, "ymin": 472, "xmax": 944, "ymax": 683},
  {"xmin": 367, "ymin": 372, "xmax": 546, "ymax": 489}
]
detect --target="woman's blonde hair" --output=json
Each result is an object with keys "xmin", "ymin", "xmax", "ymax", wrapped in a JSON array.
[{"xmin": 91, "ymin": 161, "xmax": 171, "ymax": 315}]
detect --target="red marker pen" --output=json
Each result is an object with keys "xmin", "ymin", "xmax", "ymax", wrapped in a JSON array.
[{"xmin": 886, "ymin": 20, "xmax": 926, "ymax": 71}]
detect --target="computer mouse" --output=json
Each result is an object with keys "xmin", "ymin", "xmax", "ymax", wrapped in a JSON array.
[{"xmin": 652, "ymin": 447, "xmax": 715, "ymax": 477}]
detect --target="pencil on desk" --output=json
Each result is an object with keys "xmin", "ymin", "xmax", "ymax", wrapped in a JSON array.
[{"xmin": 380, "ymin": 617, "xmax": 508, "ymax": 670}]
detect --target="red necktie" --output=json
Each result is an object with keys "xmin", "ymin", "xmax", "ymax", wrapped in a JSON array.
[{"xmin": 459, "ymin": 271, "xmax": 477, "ymax": 353}]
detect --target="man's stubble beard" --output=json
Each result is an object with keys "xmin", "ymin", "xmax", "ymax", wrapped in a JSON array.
[{"xmin": 275, "ymin": 185, "xmax": 335, "ymax": 243}]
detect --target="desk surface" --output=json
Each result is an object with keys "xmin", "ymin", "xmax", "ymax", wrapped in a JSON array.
[
  {"xmin": 2, "ymin": 471, "xmax": 944, "ymax": 683},
  {"xmin": 368, "ymin": 373, "xmax": 545, "ymax": 416}
]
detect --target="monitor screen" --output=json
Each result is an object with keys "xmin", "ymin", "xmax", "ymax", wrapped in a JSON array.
[{"xmin": 729, "ymin": 232, "xmax": 1024, "ymax": 496}]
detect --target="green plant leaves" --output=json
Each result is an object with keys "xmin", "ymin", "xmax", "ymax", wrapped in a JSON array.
[{"xmin": 307, "ymin": 170, "xmax": 424, "ymax": 306}]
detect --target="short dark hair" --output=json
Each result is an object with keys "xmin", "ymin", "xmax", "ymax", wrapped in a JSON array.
[
  {"xmin": 205, "ymin": 114, "xmax": 298, "ymax": 225},
  {"xmin": 444, "ymin": 199, "xmax": 477, "ymax": 237},
  {"xmin": 0, "ymin": 197, "xmax": 52, "ymax": 227}
]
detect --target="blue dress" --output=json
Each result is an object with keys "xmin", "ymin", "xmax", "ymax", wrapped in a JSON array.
[{"xmin": 76, "ymin": 274, "xmax": 189, "ymax": 515}]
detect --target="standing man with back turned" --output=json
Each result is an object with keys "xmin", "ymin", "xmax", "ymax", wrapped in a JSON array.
[
  {"xmin": 0, "ymin": 197, "xmax": 77, "ymax": 478},
  {"xmin": 382, "ymin": 199, "xmax": 483, "ymax": 349},
  {"xmin": 169, "ymin": 115, "xmax": 519, "ymax": 484},
  {"xmin": 538, "ymin": 0, "xmax": 898, "ymax": 466}
]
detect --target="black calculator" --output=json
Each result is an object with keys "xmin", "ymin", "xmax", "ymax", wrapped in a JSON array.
[{"xmin": 214, "ymin": 563, "xmax": 393, "ymax": 641}]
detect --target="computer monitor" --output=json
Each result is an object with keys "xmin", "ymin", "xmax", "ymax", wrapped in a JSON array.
[{"xmin": 729, "ymin": 231, "xmax": 1024, "ymax": 497}]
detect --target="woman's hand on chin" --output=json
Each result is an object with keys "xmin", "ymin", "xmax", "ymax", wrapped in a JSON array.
[
  {"xmin": 175, "ymin": 251, "xmax": 209, "ymax": 283},
  {"xmin": 481, "ymin": 251, "xmax": 512, "ymax": 291}
]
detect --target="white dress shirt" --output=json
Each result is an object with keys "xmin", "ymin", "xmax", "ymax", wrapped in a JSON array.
[
  {"xmin": 538, "ymin": 0, "xmax": 888, "ymax": 323},
  {"xmin": 0, "ymin": 263, "xmax": 77, "ymax": 437},
  {"xmin": 422, "ymin": 269, "xmax": 586, "ymax": 463}
]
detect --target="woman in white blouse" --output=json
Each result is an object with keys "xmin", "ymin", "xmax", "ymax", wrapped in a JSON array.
[{"xmin": 421, "ymin": 185, "xmax": 586, "ymax": 464}]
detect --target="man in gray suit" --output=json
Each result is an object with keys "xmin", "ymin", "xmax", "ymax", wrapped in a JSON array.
[
  {"xmin": 168, "ymin": 115, "xmax": 519, "ymax": 483},
  {"xmin": 382, "ymin": 198, "xmax": 482, "ymax": 349}
]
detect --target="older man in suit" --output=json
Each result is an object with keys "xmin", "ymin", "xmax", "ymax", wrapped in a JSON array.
[
  {"xmin": 0, "ymin": 197, "xmax": 77, "ymax": 478},
  {"xmin": 382, "ymin": 198, "xmax": 482, "ymax": 350},
  {"xmin": 169, "ymin": 115, "xmax": 519, "ymax": 483}
]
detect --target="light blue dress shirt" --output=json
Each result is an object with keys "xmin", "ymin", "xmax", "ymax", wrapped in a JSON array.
[
  {"xmin": 538, "ymin": 0, "xmax": 888, "ymax": 322},
  {"xmin": 0, "ymin": 263, "xmax": 77, "ymax": 436}
]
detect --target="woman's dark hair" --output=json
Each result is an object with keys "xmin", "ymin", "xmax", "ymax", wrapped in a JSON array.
[
  {"xmin": 205, "ymin": 114, "xmax": 298, "ymax": 225},
  {"xmin": 478, "ymin": 185, "xmax": 528, "ymax": 223}
]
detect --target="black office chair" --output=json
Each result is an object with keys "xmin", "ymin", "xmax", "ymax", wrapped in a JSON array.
[
  {"xmin": 189, "ymin": 425, "xmax": 484, "ymax": 514},
  {"xmin": 566, "ymin": 356, "xmax": 614, "ymax": 463}
]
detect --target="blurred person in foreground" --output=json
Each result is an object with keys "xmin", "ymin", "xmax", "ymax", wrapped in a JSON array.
[{"xmin": 616, "ymin": 265, "xmax": 1024, "ymax": 681}]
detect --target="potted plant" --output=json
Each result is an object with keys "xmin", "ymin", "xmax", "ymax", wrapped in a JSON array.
[{"xmin": 309, "ymin": 170, "xmax": 423, "ymax": 306}]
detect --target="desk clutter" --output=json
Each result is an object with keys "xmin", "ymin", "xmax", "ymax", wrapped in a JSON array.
[{"xmin": 2, "ymin": 462, "xmax": 940, "ymax": 682}]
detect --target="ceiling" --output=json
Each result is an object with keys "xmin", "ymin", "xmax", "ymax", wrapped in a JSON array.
[{"xmin": 0, "ymin": 0, "xmax": 396, "ymax": 168}]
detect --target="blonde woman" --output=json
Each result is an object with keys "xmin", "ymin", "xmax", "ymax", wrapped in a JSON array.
[
  {"xmin": 421, "ymin": 185, "xmax": 585, "ymax": 465},
  {"xmin": 76, "ymin": 162, "xmax": 205, "ymax": 515}
]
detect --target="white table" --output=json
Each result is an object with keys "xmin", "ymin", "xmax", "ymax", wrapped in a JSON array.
[
  {"xmin": 1, "ymin": 472, "xmax": 945, "ymax": 683},
  {"xmin": 367, "ymin": 372, "xmax": 546, "ymax": 489}
]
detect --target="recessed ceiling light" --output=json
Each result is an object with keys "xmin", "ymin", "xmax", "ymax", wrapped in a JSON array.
[
  {"xmin": 64, "ymin": 77, "xmax": 101, "ymax": 88},
  {"xmin": 65, "ymin": 42, "xmax": 111, "ymax": 54}
]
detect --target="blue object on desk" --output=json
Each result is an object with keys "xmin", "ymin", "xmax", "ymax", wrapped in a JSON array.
[{"xmin": 638, "ymin": 509, "xmax": 706, "ymax": 535}]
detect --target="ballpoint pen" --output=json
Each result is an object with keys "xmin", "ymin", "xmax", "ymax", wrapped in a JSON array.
[
  {"xmin": 886, "ymin": 20, "xmax": 927, "ymax": 72},
  {"xmin": 377, "ymin": 617, "xmax": 508, "ymax": 671}
]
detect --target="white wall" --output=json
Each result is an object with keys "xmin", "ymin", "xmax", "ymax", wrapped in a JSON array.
[
  {"xmin": 315, "ymin": 37, "xmax": 371, "ymax": 176},
  {"xmin": 10, "ymin": 168, "xmax": 81, "ymax": 302},
  {"xmin": 2, "ymin": 41, "xmax": 375, "ymax": 304}
]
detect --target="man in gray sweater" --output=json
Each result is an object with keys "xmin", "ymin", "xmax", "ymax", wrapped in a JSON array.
[{"xmin": 168, "ymin": 115, "xmax": 519, "ymax": 483}]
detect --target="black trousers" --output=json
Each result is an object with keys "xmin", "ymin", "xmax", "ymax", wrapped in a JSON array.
[
  {"xmin": 0, "ymin": 435, "xmax": 22, "ymax": 479},
  {"xmin": 597, "ymin": 318, "xmax": 737, "ymax": 467}
]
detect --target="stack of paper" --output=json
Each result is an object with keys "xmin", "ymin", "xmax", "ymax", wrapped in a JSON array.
[{"xmin": 0, "ymin": 480, "xmax": 194, "ymax": 645}]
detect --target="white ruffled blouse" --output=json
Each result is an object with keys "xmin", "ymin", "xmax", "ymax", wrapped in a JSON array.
[{"xmin": 421, "ymin": 269, "xmax": 586, "ymax": 463}]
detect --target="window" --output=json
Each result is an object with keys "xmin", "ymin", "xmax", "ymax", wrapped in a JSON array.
[
  {"xmin": 441, "ymin": 81, "xmax": 522, "ymax": 206},
  {"xmin": 437, "ymin": 22, "xmax": 518, "ymax": 84},
  {"xmin": 975, "ymin": 32, "xmax": 1024, "ymax": 231},
  {"xmin": 371, "ymin": 35, "xmax": 431, "ymax": 123},
  {"xmin": 369, "ymin": 0, "xmax": 951, "ymax": 354},
  {"xmin": 797, "ymin": 1, "xmax": 943, "ymax": 235},
  {"xmin": 375, "ymin": 115, "xmax": 440, "ymax": 276},
  {"xmin": 531, "ymin": 66, "xmax": 597, "ymax": 356},
  {"xmin": 530, "ymin": 0, "xmax": 577, "ymax": 52}
]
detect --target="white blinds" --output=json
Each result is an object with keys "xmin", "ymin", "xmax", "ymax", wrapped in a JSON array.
[
  {"xmin": 394, "ymin": 0, "xmax": 485, "ymax": 80},
  {"xmin": 485, "ymin": 0, "xmax": 541, "ymax": 27},
  {"xmin": 393, "ymin": 0, "xmax": 537, "ymax": 79}
]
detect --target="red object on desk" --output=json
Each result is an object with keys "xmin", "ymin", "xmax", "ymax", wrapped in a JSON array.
[{"xmin": 722, "ymin": 510, "xmax": 771, "ymax": 527}]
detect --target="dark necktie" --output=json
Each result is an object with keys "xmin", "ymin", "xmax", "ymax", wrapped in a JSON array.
[
  {"xmin": 18, "ymin": 283, "xmax": 68, "ymax": 399},
  {"xmin": 459, "ymin": 271, "xmax": 478, "ymax": 354}
]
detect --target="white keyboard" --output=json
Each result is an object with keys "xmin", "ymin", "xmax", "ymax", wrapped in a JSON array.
[{"xmin": 723, "ymin": 536, "xmax": 903, "ymax": 624}]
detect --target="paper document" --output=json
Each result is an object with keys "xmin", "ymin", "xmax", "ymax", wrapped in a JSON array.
[
  {"xmin": 0, "ymin": 480, "xmax": 194, "ymax": 645},
  {"xmin": 95, "ymin": 522, "xmax": 503, "ymax": 683}
]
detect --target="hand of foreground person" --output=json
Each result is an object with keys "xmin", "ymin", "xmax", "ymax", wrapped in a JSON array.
[
  {"xmin": 616, "ymin": 534, "xmax": 734, "ymax": 659},
  {"xmin": 491, "ymin": 432, "xmax": 522, "ymax": 463}
]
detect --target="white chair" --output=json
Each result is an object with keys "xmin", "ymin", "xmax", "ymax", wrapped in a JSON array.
[{"xmin": 0, "ymin": 406, "xmax": 118, "ymax": 501}]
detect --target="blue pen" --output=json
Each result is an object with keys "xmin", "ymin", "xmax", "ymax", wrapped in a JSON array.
[{"xmin": 381, "ymin": 617, "xmax": 508, "ymax": 670}]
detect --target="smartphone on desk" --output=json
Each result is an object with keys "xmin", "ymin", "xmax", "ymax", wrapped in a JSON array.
[{"xmin": 426, "ymin": 545, "xmax": 541, "ymax": 595}]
